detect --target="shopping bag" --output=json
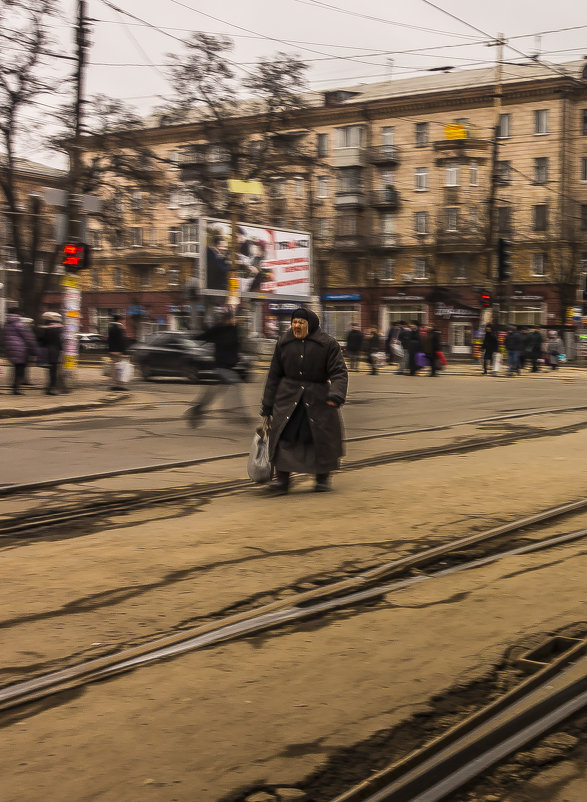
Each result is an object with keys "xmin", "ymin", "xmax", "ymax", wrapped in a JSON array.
[
  {"xmin": 436, "ymin": 351, "xmax": 447, "ymax": 367},
  {"xmin": 416, "ymin": 352, "xmax": 429, "ymax": 368},
  {"xmin": 247, "ymin": 420, "xmax": 272, "ymax": 483},
  {"xmin": 557, "ymin": 353, "xmax": 567, "ymax": 363},
  {"xmin": 374, "ymin": 351, "xmax": 386, "ymax": 366},
  {"xmin": 492, "ymin": 352, "xmax": 502, "ymax": 373},
  {"xmin": 391, "ymin": 342, "xmax": 404, "ymax": 359},
  {"xmin": 115, "ymin": 359, "xmax": 133, "ymax": 384}
]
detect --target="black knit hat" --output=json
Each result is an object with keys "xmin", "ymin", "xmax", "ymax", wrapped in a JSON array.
[{"xmin": 291, "ymin": 307, "xmax": 319, "ymax": 334}]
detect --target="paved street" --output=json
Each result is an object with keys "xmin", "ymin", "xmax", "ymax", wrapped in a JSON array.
[{"xmin": 1, "ymin": 362, "xmax": 586, "ymax": 485}]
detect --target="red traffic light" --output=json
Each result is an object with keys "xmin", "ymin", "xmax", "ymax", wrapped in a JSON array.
[
  {"xmin": 480, "ymin": 292, "xmax": 492, "ymax": 307},
  {"xmin": 61, "ymin": 242, "xmax": 89, "ymax": 272}
]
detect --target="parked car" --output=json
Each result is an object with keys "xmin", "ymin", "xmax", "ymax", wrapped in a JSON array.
[
  {"xmin": 77, "ymin": 333, "xmax": 107, "ymax": 352},
  {"xmin": 129, "ymin": 331, "xmax": 252, "ymax": 383}
]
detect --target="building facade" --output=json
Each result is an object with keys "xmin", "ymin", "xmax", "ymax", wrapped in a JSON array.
[{"xmin": 37, "ymin": 59, "xmax": 587, "ymax": 351}]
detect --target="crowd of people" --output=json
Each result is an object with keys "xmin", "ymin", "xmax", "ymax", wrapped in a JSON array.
[{"xmin": 345, "ymin": 320, "xmax": 445, "ymax": 377}]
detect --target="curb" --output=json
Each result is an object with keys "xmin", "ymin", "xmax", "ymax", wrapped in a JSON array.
[{"xmin": 0, "ymin": 392, "xmax": 131, "ymax": 420}]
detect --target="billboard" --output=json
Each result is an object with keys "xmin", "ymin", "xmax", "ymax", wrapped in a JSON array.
[{"xmin": 203, "ymin": 219, "xmax": 311, "ymax": 301}]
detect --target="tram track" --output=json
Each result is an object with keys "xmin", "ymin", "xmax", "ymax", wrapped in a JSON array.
[
  {"xmin": 2, "ymin": 403, "xmax": 587, "ymax": 498},
  {"xmin": 2, "ymin": 409, "xmax": 587, "ymax": 540},
  {"xmin": 1, "ymin": 498, "xmax": 585, "ymax": 716}
]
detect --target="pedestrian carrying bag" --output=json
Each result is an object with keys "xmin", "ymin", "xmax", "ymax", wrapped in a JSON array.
[{"xmin": 247, "ymin": 418, "xmax": 272, "ymax": 483}]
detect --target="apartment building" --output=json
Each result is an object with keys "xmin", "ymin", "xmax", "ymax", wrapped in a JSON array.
[{"xmin": 51, "ymin": 59, "xmax": 587, "ymax": 351}]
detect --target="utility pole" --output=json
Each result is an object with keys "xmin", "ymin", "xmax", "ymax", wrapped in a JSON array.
[
  {"xmin": 486, "ymin": 34, "xmax": 504, "ymax": 327},
  {"xmin": 62, "ymin": 0, "xmax": 89, "ymax": 388}
]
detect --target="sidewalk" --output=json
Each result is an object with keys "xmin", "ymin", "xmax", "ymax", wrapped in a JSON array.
[{"xmin": 0, "ymin": 363, "xmax": 130, "ymax": 419}]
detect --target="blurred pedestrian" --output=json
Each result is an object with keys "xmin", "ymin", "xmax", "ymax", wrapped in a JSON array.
[
  {"xmin": 397, "ymin": 322, "xmax": 411, "ymax": 374},
  {"xmin": 1, "ymin": 306, "xmax": 38, "ymax": 395},
  {"xmin": 36, "ymin": 312, "xmax": 63, "ymax": 395},
  {"xmin": 482, "ymin": 324, "xmax": 499, "ymax": 375},
  {"xmin": 365, "ymin": 325, "xmax": 381, "ymax": 375},
  {"xmin": 186, "ymin": 309, "xmax": 252, "ymax": 427},
  {"xmin": 107, "ymin": 313, "xmax": 127, "ymax": 390},
  {"xmin": 345, "ymin": 322, "xmax": 363, "ymax": 371},
  {"xmin": 546, "ymin": 331, "xmax": 564, "ymax": 370},
  {"xmin": 422, "ymin": 324, "xmax": 441, "ymax": 377},
  {"xmin": 261, "ymin": 308, "xmax": 348, "ymax": 494},
  {"xmin": 519, "ymin": 327, "xmax": 530, "ymax": 371},
  {"xmin": 528, "ymin": 325, "xmax": 544, "ymax": 372},
  {"xmin": 407, "ymin": 321, "xmax": 422, "ymax": 376},
  {"xmin": 385, "ymin": 320, "xmax": 401, "ymax": 364},
  {"xmin": 505, "ymin": 325, "xmax": 523, "ymax": 376}
]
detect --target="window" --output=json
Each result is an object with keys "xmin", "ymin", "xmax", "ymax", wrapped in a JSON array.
[
  {"xmin": 533, "ymin": 204, "xmax": 548, "ymax": 231},
  {"xmin": 271, "ymin": 178, "xmax": 286, "ymax": 197},
  {"xmin": 316, "ymin": 218, "xmax": 329, "ymax": 237},
  {"xmin": 446, "ymin": 207, "xmax": 459, "ymax": 231},
  {"xmin": 452, "ymin": 254, "xmax": 468, "ymax": 280},
  {"xmin": 132, "ymin": 227, "xmax": 143, "ymax": 247},
  {"xmin": 445, "ymin": 162, "xmax": 459, "ymax": 187},
  {"xmin": 455, "ymin": 117, "xmax": 469, "ymax": 130},
  {"xmin": 415, "ymin": 167, "xmax": 429, "ymax": 191},
  {"xmin": 338, "ymin": 215, "xmax": 358, "ymax": 235},
  {"xmin": 581, "ymin": 158, "xmax": 587, "ymax": 182},
  {"xmin": 317, "ymin": 132, "xmax": 328, "ymax": 157},
  {"xmin": 496, "ymin": 160, "xmax": 511, "ymax": 183},
  {"xmin": 381, "ymin": 257, "xmax": 395, "ymax": 281},
  {"xmin": 415, "ymin": 122, "xmax": 429, "ymax": 147},
  {"xmin": 111, "ymin": 229, "xmax": 124, "ymax": 249},
  {"xmin": 168, "ymin": 266, "xmax": 180, "ymax": 287},
  {"xmin": 380, "ymin": 169, "xmax": 394, "ymax": 188},
  {"xmin": 583, "ymin": 110, "xmax": 587, "ymax": 136},
  {"xmin": 534, "ymin": 157, "xmax": 549, "ymax": 183},
  {"xmin": 535, "ymin": 109, "xmax": 549, "ymax": 135},
  {"xmin": 335, "ymin": 125, "xmax": 364, "ymax": 148},
  {"xmin": 4, "ymin": 246, "xmax": 17, "ymax": 270},
  {"xmin": 337, "ymin": 168, "xmax": 362, "ymax": 193},
  {"xmin": 414, "ymin": 211, "xmax": 429, "ymax": 234},
  {"xmin": 169, "ymin": 191, "xmax": 179, "ymax": 209},
  {"xmin": 169, "ymin": 226, "xmax": 180, "ymax": 246},
  {"xmin": 497, "ymin": 206, "xmax": 512, "ymax": 233},
  {"xmin": 113, "ymin": 266, "xmax": 124, "ymax": 287},
  {"xmin": 295, "ymin": 177, "xmax": 304, "ymax": 199},
  {"xmin": 91, "ymin": 267, "xmax": 100, "ymax": 289},
  {"xmin": 532, "ymin": 253, "xmax": 546, "ymax": 276},
  {"xmin": 89, "ymin": 230, "xmax": 102, "ymax": 249},
  {"xmin": 317, "ymin": 176, "xmax": 328, "ymax": 198},
  {"xmin": 381, "ymin": 126, "xmax": 395, "ymax": 145},
  {"xmin": 180, "ymin": 222, "xmax": 199, "ymax": 256},
  {"xmin": 139, "ymin": 267, "xmax": 151, "ymax": 289},
  {"xmin": 131, "ymin": 190, "xmax": 142, "ymax": 211},
  {"xmin": 381, "ymin": 213, "xmax": 395, "ymax": 234},
  {"xmin": 469, "ymin": 161, "xmax": 478, "ymax": 186},
  {"xmin": 413, "ymin": 257, "xmax": 427, "ymax": 279},
  {"xmin": 469, "ymin": 206, "xmax": 479, "ymax": 227},
  {"xmin": 498, "ymin": 113, "xmax": 511, "ymax": 138},
  {"xmin": 581, "ymin": 205, "xmax": 587, "ymax": 230}
]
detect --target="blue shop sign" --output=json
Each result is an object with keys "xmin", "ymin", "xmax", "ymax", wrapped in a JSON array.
[{"xmin": 322, "ymin": 293, "xmax": 362, "ymax": 302}]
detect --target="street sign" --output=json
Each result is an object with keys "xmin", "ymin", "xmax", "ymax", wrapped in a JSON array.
[{"xmin": 228, "ymin": 179, "xmax": 264, "ymax": 195}]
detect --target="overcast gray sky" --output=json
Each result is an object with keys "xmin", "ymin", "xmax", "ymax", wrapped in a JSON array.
[{"xmin": 27, "ymin": 0, "xmax": 587, "ymax": 164}]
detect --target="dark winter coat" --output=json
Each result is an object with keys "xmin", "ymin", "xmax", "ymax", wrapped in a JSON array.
[
  {"xmin": 37, "ymin": 323, "xmax": 63, "ymax": 364},
  {"xmin": 528, "ymin": 330, "xmax": 543, "ymax": 356},
  {"xmin": 365, "ymin": 332, "xmax": 381, "ymax": 355},
  {"xmin": 107, "ymin": 322, "xmax": 127, "ymax": 354},
  {"xmin": 202, "ymin": 322, "xmax": 239, "ymax": 369},
  {"xmin": 262, "ymin": 321, "xmax": 348, "ymax": 466},
  {"xmin": 505, "ymin": 330, "xmax": 523, "ymax": 352},
  {"xmin": 2, "ymin": 313, "xmax": 38, "ymax": 364},
  {"xmin": 422, "ymin": 329, "xmax": 441, "ymax": 357},
  {"xmin": 346, "ymin": 328, "xmax": 363, "ymax": 353},
  {"xmin": 482, "ymin": 331, "xmax": 499, "ymax": 355}
]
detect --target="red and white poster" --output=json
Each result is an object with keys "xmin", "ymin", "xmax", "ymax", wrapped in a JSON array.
[{"xmin": 203, "ymin": 219, "xmax": 311, "ymax": 300}]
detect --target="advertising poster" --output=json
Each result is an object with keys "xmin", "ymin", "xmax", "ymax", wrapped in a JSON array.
[
  {"xmin": 204, "ymin": 219, "xmax": 311, "ymax": 300},
  {"xmin": 62, "ymin": 275, "xmax": 81, "ymax": 369}
]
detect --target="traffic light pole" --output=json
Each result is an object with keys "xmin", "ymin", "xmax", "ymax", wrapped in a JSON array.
[{"xmin": 486, "ymin": 35, "xmax": 504, "ymax": 328}]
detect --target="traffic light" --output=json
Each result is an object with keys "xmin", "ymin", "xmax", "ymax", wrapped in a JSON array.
[
  {"xmin": 497, "ymin": 238, "xmax": 512, "ymax": 282},
  {"xmin": 61, "ymin": 242, "xmax": 90, "ymax": 273},
  {"xmin": 480, "ymin": 291, "xmax": 492, "ymax": 307}
]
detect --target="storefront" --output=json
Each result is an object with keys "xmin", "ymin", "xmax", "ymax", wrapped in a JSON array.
[
  {"xmin": 380, "ymin": 295, "xmax": 428, "ymax": 334},
  {"xmin": 432, "ymin": 302, "xmax": 480, "ymax": 355},
  {"xmin": 321, "ymin": 294, "xmax": 362, "ymax": 342},
  {"xmin": 495, "ymin": 294, "xmax": 547, "ymax": 326}
]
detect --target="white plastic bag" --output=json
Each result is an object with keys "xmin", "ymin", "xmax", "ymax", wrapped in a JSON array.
[
  {"xmin": 391, "ymin": 342, "xmax": 404, "ymax": 359},
  {"xmin": 247, "ymin": 420, "xmax": 272, "ymax": 483},
  {"xmin": 115, "ymin": 359, "xmax": 133, "ymax": 384},
  {"xmin": 492, "ymin": 352, "xmax": 502, "ymax": 373}
]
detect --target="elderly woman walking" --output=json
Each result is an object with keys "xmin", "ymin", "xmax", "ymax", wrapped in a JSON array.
[{"xmin": 261, "ymin": 308, "xmax": 348, "ymax": 494}]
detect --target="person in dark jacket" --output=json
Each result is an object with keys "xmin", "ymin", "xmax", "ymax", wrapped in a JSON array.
[
  {"xmin": 2, "ymin": 306, "xmax": 38, "ymax": 395},
  {"xmin": 422, "ymin": 325, "xmax": 441, "ymax": 377},
  {"xmin": 345, "ymin": 323, "xmax": 363, "ymax": 371},
  {"xmin": 261, "ymin": 307, "xmax": 348, "ymax": 494},
  {"xmin": 407, "ymin": 321, "xmax": 422, "ymax": 376},
  {"xmin": 36, "ymin": 312, "xmax": 63, "ymax": 394},
  {"xmin": 528, "ymin": 325, "xmax": 544, "ymax": 372},
  {"xmin": 397, "ymin": 322, "xmax": 411, "ymax": 374},
  {"xmin": 365, "ymin": 326, "xmax": 381, "ymax": 375},
  {"xmin": 482, "ymin": 324, "xmax": 499, "ymax": 375},
  {"xmin": 186, "ymin": 309, "xmax": 252, "ymax": 427},
  {"xmin": 107, "ymin": 313, "xmax": 127, "ymax": 390},
  {"xmin": 505, "ymin": 326, "xmax": 523, "ymax": 376}
]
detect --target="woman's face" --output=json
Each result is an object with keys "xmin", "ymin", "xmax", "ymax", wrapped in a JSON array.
[{"xmin": 292, "ymin": 317, "xmax": 309, "ymax": 339}]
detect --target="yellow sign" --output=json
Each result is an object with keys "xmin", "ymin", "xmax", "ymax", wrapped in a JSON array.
[
  {"xmin": 228, "ymin": 179, "xmax": 264, "ymax": 196},
  {"xmin": 63, "ymin": 355, "xmax": 78, "ymax": 370},
  {"xmin": 444, "ymin": 124, "xmax": 467, "ymax": 140},
  {"xmin": 66, "ymin": 310, "xmax": 80, "ymax": 318}
]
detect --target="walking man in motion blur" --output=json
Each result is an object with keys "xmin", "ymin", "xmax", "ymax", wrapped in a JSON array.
[{"xmin": 186, "ymin": 310, "xmax": 252, "ymax": 427}]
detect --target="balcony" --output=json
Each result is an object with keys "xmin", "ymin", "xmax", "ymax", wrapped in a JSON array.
[
  {"xmin": 333, "ymin": 224, "xmax": 366, "ymax": 250},
  {"xmin": 334, "ymin": 190, "xmax": 366, "ymax": 209},
  {"xmin": 371, "ymin": 233, "xmax": 401, "ymax": 250},
  {"xmin": 436, "ymin": 223, "xmax": 485, "ymax": 252},
  {"xmin": 332, "ymin": 147, "xmax": 367, "ymax": 168},
  {"xmin": 369, "ymin": 145, "xmax": 401, "ymax": 165},
  {"xmin": 371, "ymin": 187, "xmax": 400, "ymax": 209},
  {"xmin": 433, "ymin": 137, "xmax": 490, "ymax": 157}
]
